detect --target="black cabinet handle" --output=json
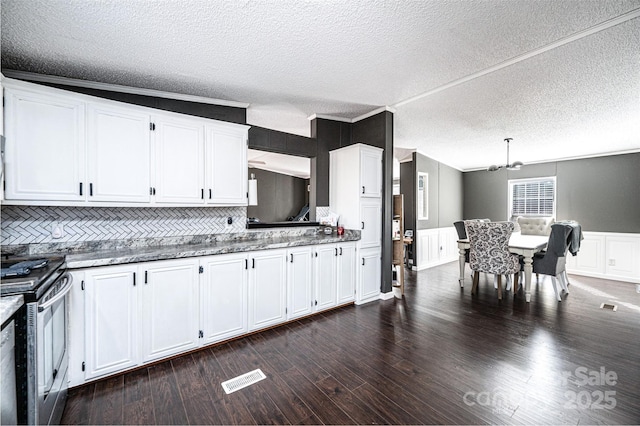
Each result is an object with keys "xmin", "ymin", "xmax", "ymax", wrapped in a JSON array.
[
  {"xmin": 335, "ymin": 248, "xmax": 338, "ymax": 256},
  {"xmin": 153, "ymin": 187, "xmax": 156, "ymax": 195},
  {"xmin": 339, "ymin": 247, "xmax": 343, "ymax": 256},
  {"xmin": 133, "ymin": 272, "xmax": 136, "ymax": 286},
  {"xmin": 252, "ymin": 258, "xmax": 255, "ymax": 269},
  {"xmin": 144, "ymin": 271, "xmax": 148, "ymax": 284},
  {"xmin": 245, "ymin": 259, "xmax": 248, "ymax": 269},
  {"xmin": 362, "ymin": 258, "xmax": 365, "ymax": 266},
  {"xmin": 361, "ymin": 222, "xmax": 365, "ymax": 229},
  {"xmin": 362, "ymin": 186, "xmax": 365, "ymax": 194},
  {"xmin": 201, "ymin": 189, "xmax": 204, "ymax": 199},
  {"xmin": 290, "ymin": 253, "xmax": 293, "ymax": 263},
  {"xmin": 79, "ymin": 182, "xmax": 83, "ymax": 196},
  {"xmin": 89, "ymin": 183, "xmax": 93, "ymax": 196},
  {"xmin": 209, "ymin": 189, "xmax": 212, "ymax": 199}
]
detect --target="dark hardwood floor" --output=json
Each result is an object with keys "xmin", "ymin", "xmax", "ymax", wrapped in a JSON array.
[{"xmin": 62, "ymin": 262, "xmax": 640, "ymax": 425}]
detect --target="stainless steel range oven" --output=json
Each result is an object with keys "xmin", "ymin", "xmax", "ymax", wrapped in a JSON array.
[{"xmin": 1, "ymin": 255, "xmax": 70, "ymax": 425}]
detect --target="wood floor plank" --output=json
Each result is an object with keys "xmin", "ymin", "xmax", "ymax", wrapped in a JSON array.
[
  {"xmin": 89, "ymin": 375, "xmax": 124, "ymax": 425},
  {"xmin": 147, "ymin": 361, "xmax": 189, "ymax": 425},
  {"xmin": 61, "ymin": 382, "xmax": 94, "ymax": 425},
  {"xmin": 315, "ymin": 375, "xmax": 391, "ymax": 424},
  {"xmin": 122, "ymin": 368, "xmax": 155, "ymax": 425}
]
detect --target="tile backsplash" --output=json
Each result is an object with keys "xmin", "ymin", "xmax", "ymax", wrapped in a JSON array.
[{"xmin": 1, "ymin": 205, "xmax": 246, "ymax": 246}]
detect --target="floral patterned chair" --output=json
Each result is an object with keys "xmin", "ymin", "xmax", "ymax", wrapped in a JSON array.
[{"xmin": 464, "ymin": 220, "xmax": 520, "ymax": 300}]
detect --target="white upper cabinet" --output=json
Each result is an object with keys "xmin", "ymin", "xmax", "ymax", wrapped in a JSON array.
[
  {"xmin": 4, "ymin": 86, "xmax": 85, "ymax": 201},
  {"xmin": 2, "ymin": 78, "xmax": 249, "ymax": 207},
  {"xmin": 153, "ymin": 115, "xmax": 205, "ymax": 204},
  {"xmin": 205, "ymin": 124, "xmax": 248, "ymax": 205},
  {"xmin": 87, "ymin": 103, "xmax": 151, "ymax": 202},
  {"xmin": 360, "ymin": 147, "xmax": 383, "ymax": 198}
]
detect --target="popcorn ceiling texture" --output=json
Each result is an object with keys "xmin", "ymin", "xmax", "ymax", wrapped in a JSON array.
[
  {"xmin": 0, "ymin": 206, "xmax": 247, "ymax": 246},
  {"xmin": 2, "ymin": 0, "xmax": 639, "ymax": 170}
]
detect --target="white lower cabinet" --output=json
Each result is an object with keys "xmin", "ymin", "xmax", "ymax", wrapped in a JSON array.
[
  {"xmin": 200, "ymin": 253, "xmax": 248, "ymax": 344},
  {"xmin": 314, "ymin": 245, "xmax": 338, "ymax": 311},
  {"xmin": 358, "ymin": 248, "xmax": 381, "ymax": 304},
  {"xmin": 336, "ymin": 243, "xmax": 357, "ymax": 305},
  {"xmin": 287, "ymin": 247, "xmax": 314, "ymax": 320},
  {"xmin": 69, "ymin": 243, "xmax": 359, "ymax": 385},
  {"xmin": 248, "ymin": 249, "xmax": 287, "ymax": 331},
  {"xmin": 141, "ymin": 259, "xmax": 200, "ymax": 363},
  {"xmin": 83, "ymin": 264, "xmax": 139, "ymax": 380}
]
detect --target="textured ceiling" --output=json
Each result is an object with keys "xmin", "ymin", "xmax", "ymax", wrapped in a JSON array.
[{"xmin": 2, "ymin": 0, "xmax": 639, "ymax": 170}]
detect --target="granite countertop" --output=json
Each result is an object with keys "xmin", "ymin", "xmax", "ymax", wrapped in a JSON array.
[
  {"xmin": 1, "ymin": 295, "xmax": 24, "ymax": 325},
  {"xmin": 65, "ymin": 230, "xmax": 360, "ymax": 269}
]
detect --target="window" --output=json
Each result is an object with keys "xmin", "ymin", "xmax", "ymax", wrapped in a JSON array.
[
  {"xmin": 508, "ymin": 177, "xmax": 556, "ymax": 218},
  {"xmin": 417, "ymin": 172, "xmax": 428, "ymax": 220}
]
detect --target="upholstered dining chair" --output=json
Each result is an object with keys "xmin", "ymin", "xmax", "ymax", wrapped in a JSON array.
[
  {"xmin": 464, "ymin": 220, "xmax": 520, "ymax": 300},
  {"xmin": 531, "ymin": 223, "xmax": 574, "ymax": 301},
  {"xmin": 517, "ymin": 216, "xmax": 555, "ymax": 236}
]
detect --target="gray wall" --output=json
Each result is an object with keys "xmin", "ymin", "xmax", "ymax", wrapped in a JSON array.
[
  {"xmin": 246, "ymin": 168, "xmax": 308, "ymax": 223},
  {"xmin": 400, "ymin": 152, "xmax": 464, "ymax": 266},
  {"xmin": 463, "ymin": 152, "xmax": 640, "ymax": 233}
]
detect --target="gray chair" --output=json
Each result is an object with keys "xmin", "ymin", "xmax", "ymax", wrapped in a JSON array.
[
  {"xmin": 453, "ymin": 221, "xmax": 470, "ymax": 263},
  {"xmin": 532, "ymin": 222, "xmax": 580, "ymax": 301},
  {"xmin": 465, "ymin": 220, "xmax": 520, "ymax": 300}
]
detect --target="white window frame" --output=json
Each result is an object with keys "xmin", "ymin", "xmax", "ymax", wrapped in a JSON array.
[{"xmin": 508, "ymin": 176, "xmax": 556, "ymax": 219}]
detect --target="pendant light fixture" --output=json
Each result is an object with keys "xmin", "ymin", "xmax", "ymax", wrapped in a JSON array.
[{"xmin": 487, "ymin": 138, "xmax": 523, "ymax": 171}]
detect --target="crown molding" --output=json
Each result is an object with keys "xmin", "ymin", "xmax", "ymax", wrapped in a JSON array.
[
  {"xmin": 308, "ymin": 106, "xmax": 395, "ymax": 123},
  {"xmin": 1, "ymin": 69, "xmax": 250, "ymax": 108}
]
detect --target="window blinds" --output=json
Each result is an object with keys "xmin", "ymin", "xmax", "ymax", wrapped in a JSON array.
[{"xmin": 511, "ymin": 179, "xmax": 555, "ymax": 216}]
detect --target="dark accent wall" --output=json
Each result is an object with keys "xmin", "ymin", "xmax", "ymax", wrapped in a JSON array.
[
  {"xmin": 246, "ymin": 168, "xmax": 308, "ymax": 223},
  {"xmin": 248, "ymin": 126, "xmax": 316, "ymax": 157},
  {"xmin": 400, "ymin": 152, "xmax": 464, "ymax": 267},
  {"xmin": 463, "ymin": 152, "xmax": 640, "ymax": 233},
  {"xmin": 40, "ymin": 82, "xmax": 247, "ymax": 124}
]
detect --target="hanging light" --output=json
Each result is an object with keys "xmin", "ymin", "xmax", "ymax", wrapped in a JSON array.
[{"xmin": 487, "ymin": 138, "xmax": 524, "ymax": 171}]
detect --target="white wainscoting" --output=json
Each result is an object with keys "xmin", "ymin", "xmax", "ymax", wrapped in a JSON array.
[
  {"xmin": 413, "ymin": 227, "xmax": 459, "ymax": 271},
  {"xmin": 566, "ymin": 232, "xmax": 640, "ymax": 284}
]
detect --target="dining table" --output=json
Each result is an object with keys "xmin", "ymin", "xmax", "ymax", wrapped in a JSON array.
[{"xmin": 457, "ymin": 232, "xmax": 549, "ymax": 302}]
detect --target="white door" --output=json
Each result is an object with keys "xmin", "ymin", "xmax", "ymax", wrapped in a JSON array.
[
  {"xmin": 360, "ymin": 147, "xmax": 382, "ymax": 198},
  {"xmin": 360, "ymin": 200, "xmax": 382, "ymax": 249},
  {"xmin": 201, "ymin": 253, "xmax": 248, "ymax": 344},
  {"xmin": 205, "ymin": 126, "xmax": 248, "ymax": 205},
  {"xmin": 84, "ymin": 265, "xmax": 138, "ymax": 379},
  {"xmin": 248, "ymin": 250, "xmax": 287, "ymax": 331},
  {"xmin": 4, "ymin": 88, "xmax": 85, "ymax": 201},
  {"xmin": 153, "ymin": 116, "xmax": 205, "ymax": 204},
  {"xmin": 287, "ymin": 247, "xmax": 313, "ymax": 319},
  {"xmin": 141, "ymin": 259, "xmax": 200, "ymax": 362},
  {"xmin": 336, "ymin": 243, "xmax": 357, "ymax": 305},
  {"xmin": 87, "ymin": 103, "xmax": 150, "ymax": 202},
  {"xmin": 315, "ymin": 245, "xmax": 337, "ymax": 312},
  {"xmin": 358, "ymin": 249, "xmax": 381, "ymax": 304}
]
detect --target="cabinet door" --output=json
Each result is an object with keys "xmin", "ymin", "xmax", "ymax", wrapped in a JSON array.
[
  {"xmin": 248, "ymin": 250, "xmax": 287, "ymax": 331},
  {"xmin": 153, "ymin": 116, "xmax": 205, "ymax": 204},
  {"xmin": 201, "ymin": 253, "xmax": 248, "ymax": 344},
  {"xmin": 315, "ymin": 245, "xmax": 337, "ymax": 312},
  {"xmin": 4, "ymin": 88, "xmax": 85, "ymax": 201},
  {"xmin": 358, "ymin": 249, "xmax": 381, "ymax": 305},
  {"xmin": 360, "ymin": 200, "xmax": 382, "ymax": 249},
  {"xmin": 205, "ymin": 125, "xmax": 248, "ymax": 205},
  {"xmin": 360, "ymin": 147, "xmax": 382, "ymax": 198},
  {"xmin": 141, "ymin": 259, "xmax": 200, "ymax": 362},
  {"xmin": 84, "ymin": 265, "xmax": 138, "ymax": 379},
  {"xmin": 337, "ymin": 243, "xmax": 357, "ymax": 305},
  {"xmin": 287, "ymin": 247, "xmax": 313, "ymax": 319},
  {"xmin": 87, "ymin": 103, "xmax": 150, "ymax": 202}
]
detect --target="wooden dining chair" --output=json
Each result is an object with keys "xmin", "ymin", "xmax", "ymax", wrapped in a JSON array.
[{"xmin": 464, "ymin": 220, "xmax": 520, "ymax": 300}]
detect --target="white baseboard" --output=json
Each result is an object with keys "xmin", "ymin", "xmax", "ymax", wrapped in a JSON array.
[
  {"xmin": 567, "ymin": 270, "xmax": 640, "ymax": 284},
  {"xmin": 379, "ymin": 291, "xmax": 395, "ymax": 300}
]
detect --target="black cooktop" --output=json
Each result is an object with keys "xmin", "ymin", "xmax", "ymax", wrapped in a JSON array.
[{"xmin": 0, "ymin": 255, "xmax": 66, "ymax": 297}]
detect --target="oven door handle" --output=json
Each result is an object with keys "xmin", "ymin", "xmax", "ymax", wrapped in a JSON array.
[{"xmin": 38, "ymin": 273, "xmax": 73, "ymax": 312}]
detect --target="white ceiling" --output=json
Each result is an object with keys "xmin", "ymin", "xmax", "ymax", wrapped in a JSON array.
[{"xmin": 2, "ymin": 0, "xmax": 639, "ymax": 171}]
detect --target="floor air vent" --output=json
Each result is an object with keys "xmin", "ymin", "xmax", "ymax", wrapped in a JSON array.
[
  {"xmin": 600, "ymin": 303, "xmax": 618, "ymax": 311},
  {"xmin": 221, "ymin": 369, "xmax": 266, "ymax": 394}
]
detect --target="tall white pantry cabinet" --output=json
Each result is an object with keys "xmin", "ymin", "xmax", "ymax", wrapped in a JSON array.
[{"xmin": 330, "ymin": 143, "xmax": 383, "ymax": 305}]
